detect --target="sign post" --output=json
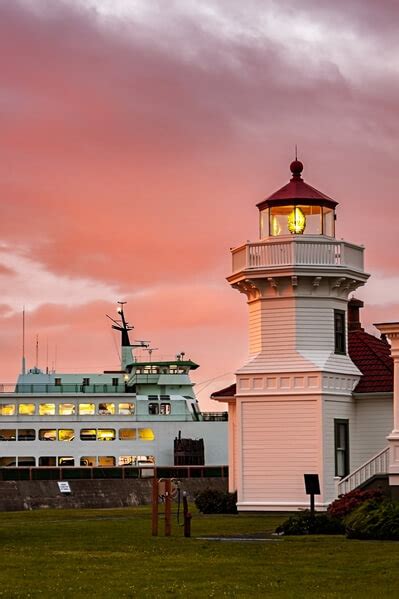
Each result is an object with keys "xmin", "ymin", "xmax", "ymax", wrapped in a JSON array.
[{"xmin": 304, "ymin": 474, "xmax": 320, "ymax": 517}]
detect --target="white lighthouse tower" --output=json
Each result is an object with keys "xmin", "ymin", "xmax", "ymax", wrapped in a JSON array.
[{"xmin": 222, "ymin": 159, "xmax": 369, "ymax": 511}]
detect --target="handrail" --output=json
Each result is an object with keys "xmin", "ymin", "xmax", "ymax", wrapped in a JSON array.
[{"xmin": 337, "ymin": 446, "xmax": 389, "ymax": 496}]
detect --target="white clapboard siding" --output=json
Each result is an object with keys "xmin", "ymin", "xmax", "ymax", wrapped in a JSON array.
[
  {"xmin": 241, "ymin": 399, "xmax": 319, "ymax": 502},
  {"xmin": 352, "ymin": 397, "xmax": 393, "ymax": 470}
]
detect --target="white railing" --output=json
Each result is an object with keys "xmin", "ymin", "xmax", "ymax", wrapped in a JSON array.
[
  {"xmin": 231, "ymin": 238, "xmax": 364, "ymax": 273},
  {"xmin": 337, "ymin": 446, "xmax": 389, "ymax": 496}
]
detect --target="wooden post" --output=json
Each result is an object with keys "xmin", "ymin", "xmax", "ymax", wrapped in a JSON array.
[
  {"xmin": 164, "ymin": 479, "xmax": 172, "ymax": 537},
  {"xmin": 151, "ymin": 477, "xmax": 159, "ymax": 536},
  {"xmin": 183, "ymin": 492, "xmax": 191, "ymax": 538}
]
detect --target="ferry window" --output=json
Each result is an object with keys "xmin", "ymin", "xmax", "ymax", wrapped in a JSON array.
[
  {"xmin": 58, "ymin": 429, "xmax": 74, "ymax": 442},
  {"xmin": 118, "ymin": 402, "xmax": 135, "ymax": 415},
  {"xmin": 54, "ymin": 378, "xmax": 62, "ymax": 386},
  {"xmin": 99, "ymin": 403, "xmax": 115, "ymax": 415},
  {"xmin": 97, "ymin": 429, "xmax": 115, "ymax": 441},
  {"xmin": 0, "ymin": 429, "xmax": 16, "ymax": 441},
  {"xmin": 118, "ymin": 455, "xmax": 136, "ymax": 466},
  {"xmin": 80, "ymin": 456, "xmax": 96, "ymax": 466},
  {"xmin": 39, "ymin": 403, "xmax": 55, "ymax": 416},
  {"xmin": 18, "ymin": 429, "xmax": 36, "ymax": 441},
  {"xmin": 119, "ymin": 428, "xmax": 136, "ymax": 440},
  {"xmin": 80, "ymin": 429, "xmax": 97, "ymax": 441},
  {"xmin": 138, "ymin": 428, "xmax": 155, "ymax": 441},
  {"xmin": 98, "ymin": 456, "xmax": 115, "ymax": 467},
  {"xmin": 0, "ymin": 457, "xmax": 16, "ymax": 467},
  {"xmin": 160, "ymin": 403, "xmax": 171, "ymax": 415},
  {"xmin": 160, "ymin": 395, "xmax": 171, "ymax": 401},
  {"xmin": 82, "ymin": 378, "xmax": 90, "ymax": 386},
  {"xmin": 18, "ymin": 456, "xmax": 35, "ymax": 467},
  {"xmin": 149, "ymin": 403, "xmax": 159, "ymax": 415},
  {"xmin": 112, "ymin": 378, "xmax": 119, "ymax": 387},
  {"xmin": 0, "ymin": 403, "xmax": 16, "ymax": 416},
  {"xmin": 58, "ymin": 457, "xmax": 74, "ymax": 467},
  {"xmin": 79, "ymin": 403, "xmax": 95, "ymax": 415},
  {"xmin": 39, "ymin": 456, "xmax": 56, "ymax": 466},
  {"xmin": 138, "ymin": 455, "xmax": 155, "ymax": 465},
  {"xmin": 39, "ymin": 429, "xmax": 57, "ymax": 441},
  {"xmin": 59, "ymin": 403, "xmax": 76, "ymax": 415},
  {"xmin": 19, "ymin": 403, "xmax": 35, "ymax": 416}
]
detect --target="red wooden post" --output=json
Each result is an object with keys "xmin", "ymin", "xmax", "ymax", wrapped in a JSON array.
[
  {"xmin": 164, "ymin": 479, "xmax": 172, "ymax": 537},
  {"xmin": 151, "ymin": 477, "xmax": 159, "ymax": 536}
]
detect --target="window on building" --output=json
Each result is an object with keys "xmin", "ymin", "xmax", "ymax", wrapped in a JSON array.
[
  {"xmin": 39, "ymin": 403, "xmax": 55, "ymax": 416},
  {"xmin": 59, "ymin": 403, "xmax": 76, "ymax": 415},
  {"xmin": 99, "ymin": 403, "xmax": 115, "ymax": 415},
  {"xmin": 112, "ymin": 378, "xmax": 119, "ymax": 387},
  {"xmin": 334, "ymin": 310, "xmax": 346, "ymax": 354},
  {"xmin": 38, "ymin": 456, "xmax": 56, "ymax": 466},
  {"xmin": 39, "ymin": 429, "xmax": 57, "ymax": 441},
  {"xmin": 79, "ymin": 403, "xmax": 95, "ymax": 415},
  {"xmin": 335, "ymin": 419, "xmax": 349, "ymax": 478},
  {"xmin": 148, "ymin": 403, "xmax": 159, "ymax": 415},
  {"xmin": 138, "ymin": 428, "xmax": 155, "ymax": 441},
  {"xmin": 119, "ymin": 428, "xmax": 136, "ymax": 440},
  {"xmin": 0, "ymin": 429, "xmax": 16, "ymax": 441},
  {"xmin": 18, "ymin": 456, "xmax": 35, "ymax": 467},
  {"xmin": 118, "ymin": 403, "xmax": 135, "ymax": 415},
  {"xmin": 97, "ymin": 429, "xmax": 115, "ymax": 442},
  {"xmin": 98, "ymin": 456, "xmax": 115, "ymax": 467},
  {"xmin": 160, "ymin": 403, "xmax": 171, "ymax": 415},
  {"xmin": 58, "ymin": 457, "xmax": 74, "ymax": 467},
  {"xmin": 58, "ymin": 429, "xmax": 74, "ymax": 442},
  {"xmin": 80, "ymin": 456, "xmax": 96, "ymax": 466},
  {"xmin": 0, "ymin": 457, "xmax": 16, "ymax": 467},
  {"xmin": 82, "ymin": 378, "xmax": 90, "ymax": 386},
  {"xmin": 80, "ymin": 429, "xmax": 97, "ymax": 441},
  {"xmin": 18, "ymin": 429, "xmax": 36, "ymax": 441},
  {"xmin": 19, "ymin": 403, "xmax": 35, "ymax": 416},
  {"xmin": 54, "ymin": 378, "xmax": 62, "ymax": 386},
  {"xmin": 0, "ymin": 403, "xmax": 16, "ymax": 416}
]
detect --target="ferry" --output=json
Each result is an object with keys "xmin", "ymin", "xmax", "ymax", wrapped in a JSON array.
[{"xmin": 0, "ymin": 304, "xmax": 228, "ymax": 471}]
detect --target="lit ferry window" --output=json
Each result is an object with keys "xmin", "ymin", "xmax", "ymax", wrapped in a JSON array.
[
  {"xmin": 98, "ymin": 456, "xmax": 115, "ymax": 467},
  {"xmin": 160, "ymin": 403, "xmax": 171, "ymax": 415},
  {"xmin": 99, "ymin": 403, "xmax": 115, "ymax": 415},
  {"xmin": 0, "ymin": 429, "xmax": 16, "ymax": 441},
  {"xmin": 118, "ymin": 403, "xmax": 135, "ymax": 415},
  {"xmin": 80, "ymin": 456, "xmax": 96, "ymax": 466},
  {"xmin": 138, "ymin": 428, "xmax": 155, "ymax": 441},
  {"xmin": 58, "ymin": 429, "xmax": 74, "ymax": 442},
  {"xmin": 39, "ymin": 429, "xmax": 57, "ymax": 441},
  {"xmin": 18, "ymin": 457, "xmax": 35, "ymax": 466},
  {"xmin": 80, "ymin": 429, "xmax": 97, "ymax": 441},
  {"xmin": 18, "ymin": 429, "xmax": 35, "ymax": 441},
  {"xmin": 59, "ymin": 403, "xmax": 76, "ymax": 416},
  {"xmin": 149, "ymin": 403, "xmax": 159, "ymax": 415},
  {"xmin": 0, "ymin": 457, "xmax": 16, "ymax": 467},
  {"xmin": 0, "ymin": 404, "xmax": 15, "ymax": 416},
  {"xmin": 19, "ymin": 404, "xmax": 35, "ymax": 416},
  {"xmin": 119, "ymin": 428, "xmax": 136, "ymax": 440},
  {"xmin": 58, "ymin": 457, "xmax": 74, "ymax": 467},
  {"xmin": 39, "ymin": 456, "xmax": 56, "ymax": 466},
  {"xmin": 97, "ymin": 429, "xmax": 115, "ymax": 441},
  {"xmin": 79, "ymin": 403, "xmax": 95, "ymax": 415},
  {"xmin": 118, "ymin": 455, "xmax": 136, "ymax": 466},
  {"xmin": 39, "ymin": 403, "xmax": 55, "ymax": 416}
]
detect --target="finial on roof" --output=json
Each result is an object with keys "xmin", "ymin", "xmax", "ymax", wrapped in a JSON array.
[{"xmin": 290, "ymin": 154, "xmax": 303, "ymax": 179}]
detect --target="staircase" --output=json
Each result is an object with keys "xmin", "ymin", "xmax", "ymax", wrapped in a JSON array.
[{"xmin": 337, "ymin": 447, "xmax": 389, "ymax": 496}]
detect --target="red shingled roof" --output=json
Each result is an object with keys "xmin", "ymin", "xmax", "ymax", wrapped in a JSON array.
[
  {"xmin": 349, "ymin": 330, "xmax": 393, "ymax": 393},
  {"xmin": 211, "ymin": 330, "xmax": 393, "ymax": 398}
]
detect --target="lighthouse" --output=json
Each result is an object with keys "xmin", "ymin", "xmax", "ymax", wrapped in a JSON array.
[{"xmin": 216, "ymin": 160, "xmax": 370, "ymax": 511}]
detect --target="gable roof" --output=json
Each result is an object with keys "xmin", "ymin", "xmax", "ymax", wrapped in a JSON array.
[{"xmin": 211, "ymin": 330, "xmax": 393, "ymax": 399}]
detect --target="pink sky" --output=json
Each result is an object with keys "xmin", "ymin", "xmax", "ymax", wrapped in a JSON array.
[{"xmin": 0, "ymin": 0, "xmax": 399, "ymax": 408}]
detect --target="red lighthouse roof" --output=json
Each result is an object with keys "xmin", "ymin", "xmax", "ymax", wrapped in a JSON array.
[{"xmin": 257, "ymin": 160, "xmax": 338, "ymax": 211}]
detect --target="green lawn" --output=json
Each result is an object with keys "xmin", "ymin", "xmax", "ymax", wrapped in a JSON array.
[{"xmin": 1, "ymin": 507, "xmax": 399, "ymax": 598}]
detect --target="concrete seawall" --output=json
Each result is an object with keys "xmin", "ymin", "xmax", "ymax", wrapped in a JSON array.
[{"xmin": 0, "ymin": 478, "xmax": 228, "ymax": 511}]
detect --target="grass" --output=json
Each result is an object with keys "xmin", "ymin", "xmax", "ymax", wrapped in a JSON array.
[{"xmin": 1, "ymin": 506, "xmax": 399, "ymax": 598}]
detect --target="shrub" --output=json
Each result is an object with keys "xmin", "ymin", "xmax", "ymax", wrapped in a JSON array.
[
  {"xmin": 345, "ymin": 500, "xmax": 399, "ymax": 540},
  {"xmin": 328, "ymin": 488, "xmax": 384, "ymax": 520},
  {"xmin": 275, "ymin": 511, "xmax": 344, "ymax": 536},
  {"xmin": 194, "ymin": 489, "xmax": 237, "ymax": 514}
]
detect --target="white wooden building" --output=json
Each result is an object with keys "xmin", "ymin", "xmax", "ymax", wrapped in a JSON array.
[{"xmin": 212, "ymin": 160, "xmax": 394, "ymax": 511}]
